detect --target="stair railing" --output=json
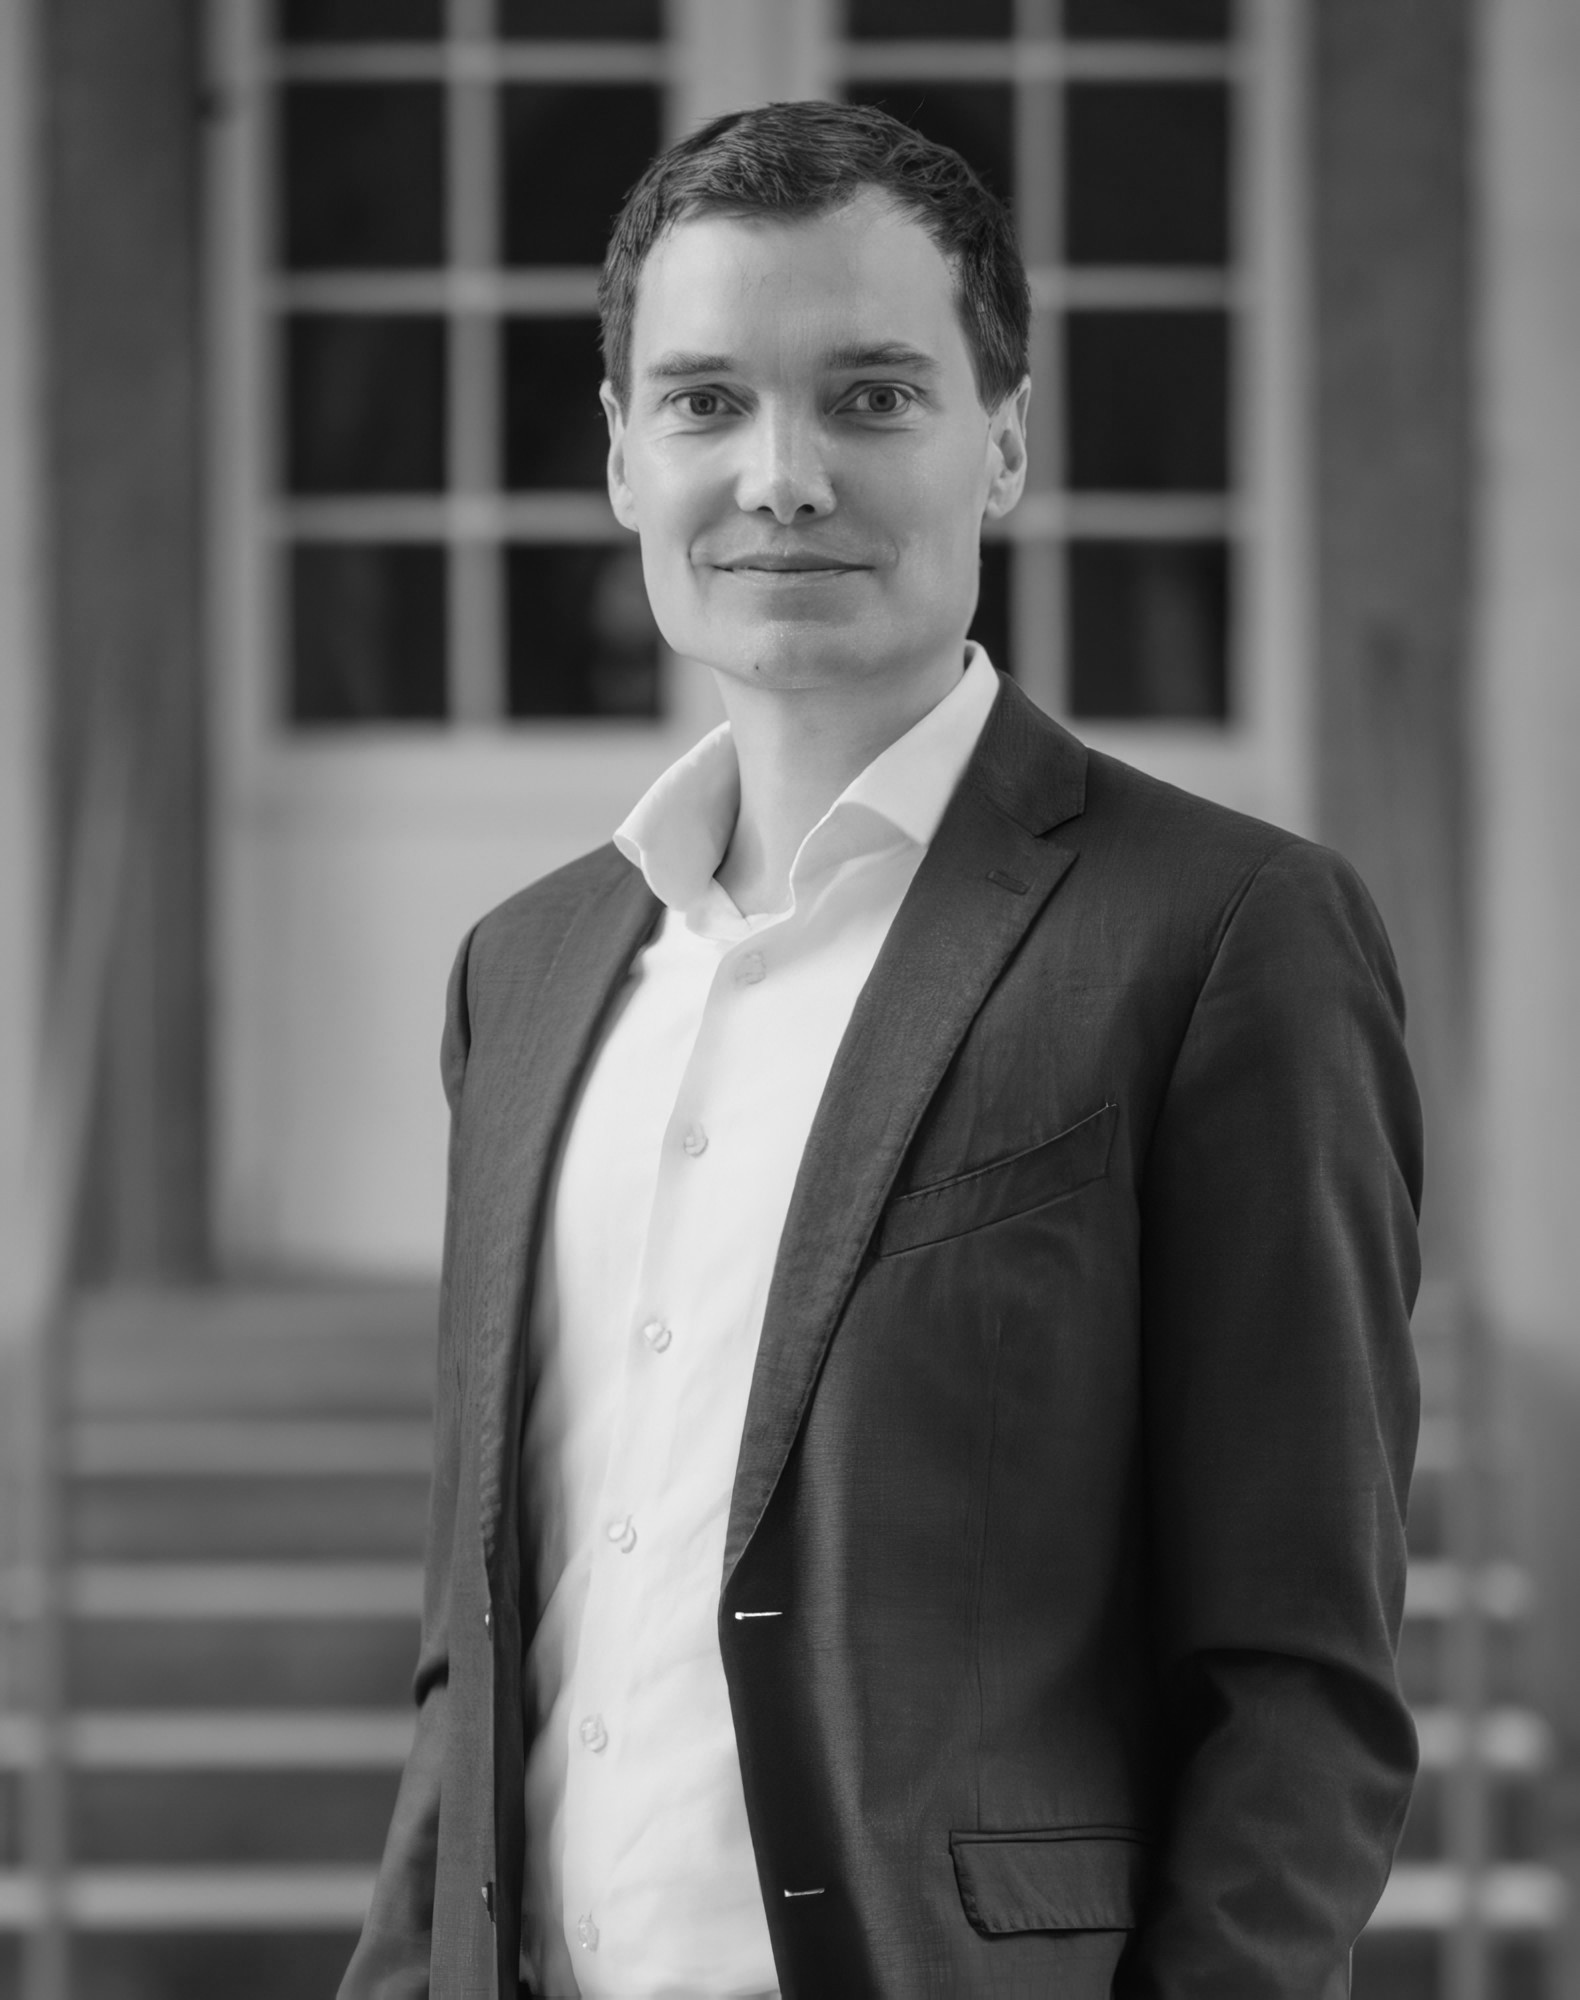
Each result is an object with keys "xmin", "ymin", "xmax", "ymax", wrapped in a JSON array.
[{"xmin": 3, "ymin": 721, "xmax": 135, "ymax": 2000}]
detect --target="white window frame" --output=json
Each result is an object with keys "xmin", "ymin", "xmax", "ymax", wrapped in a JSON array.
[{"xmin": 208, "ymin": 0, "xmax": 1307, "ymax": 832}]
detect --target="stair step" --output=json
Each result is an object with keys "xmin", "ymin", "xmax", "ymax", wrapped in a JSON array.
[
  {"xmin": 68, "ymin": 1473, "xmax": 429, "ymax": 1561},
  {"xmin": 66, "ymin": 1617, "xmax": 418, "ymax": 1710},
  {"xmin": 0, "ymin": 1865, "xmax": 374, "ymax": 1927},
  {"xmin": 69, "ymin": 1286, "xmax": 437, "ymax": 1421},
  {"xmin": 68, "ymin": 1419, "xmax": 432, "ymax": 1478},
  {"xmin": 1353, "ymin": 1928, "xmax": 1553, "ymax": 2000},
  {"xmin": 69, "ymin": 1768, "xmax": 403, "ymax": 1865},
  {"xmin": 0, "ymin": 1710, "xmax": 413, "ymax": 1769},
  {"xmin": 1415, "ymin": 1707, "xmax": 1553, "ymax": 1770},
  {"xmin": 65, "ymin": 1931, "xmax": 357, "ymax": 2000},
  {"xmin": 1405, "ymin": 1562, "xmax": 1535, "ymax": 1621},
  {"xmin": 1371, "ymin": 1862, "xmax": 1568, "ymax": 1931},
  {"xmin": 64, "ymin": 1563, "xmax": 423, "ymax": 1619}
]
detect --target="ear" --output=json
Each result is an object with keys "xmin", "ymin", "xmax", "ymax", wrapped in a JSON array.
[
  {"xmin": 983, "ymin": 376, "xmax": 1032, "ymax": 522},
  {"xmin": 601, "ymin": 381, "xmax": 639, "ymax": 533}
]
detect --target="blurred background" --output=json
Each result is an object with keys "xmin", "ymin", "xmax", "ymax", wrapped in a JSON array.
[{"xmin": 0, "ymin": 0, "xmax": 1576, "ymax": 1994}]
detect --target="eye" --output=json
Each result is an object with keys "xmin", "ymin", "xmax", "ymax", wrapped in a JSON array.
[
  {"xmin": 673, "ymin": 389, "xmax": 732, "ymax": 419},
  {"xmin": 845, "ymin": 383, "xmax": 914, "ymax": 417}
]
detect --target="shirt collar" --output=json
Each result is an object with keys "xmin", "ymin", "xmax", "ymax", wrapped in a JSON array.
[{"xmin": 615, "ymin": 644, "xmax": 1001, "ymax": 918}]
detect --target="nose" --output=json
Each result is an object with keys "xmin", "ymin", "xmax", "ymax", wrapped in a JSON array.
[{"xmin": 733, "ymin": 407, "xmax": 834, "ymax": 525}]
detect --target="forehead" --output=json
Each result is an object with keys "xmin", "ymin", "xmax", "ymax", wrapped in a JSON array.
[{"xmin": 628, "ymin": 193, "xmax": 968, "ymax": 372}]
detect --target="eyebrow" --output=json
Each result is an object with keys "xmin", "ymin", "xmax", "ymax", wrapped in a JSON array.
[{"xmin": 643, "ymin": 341, "xmax": 940, "ymax": 382}]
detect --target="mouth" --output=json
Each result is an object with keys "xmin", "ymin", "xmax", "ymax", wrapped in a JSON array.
[{"xmin": 714, "ymin": 556, "xmax": 868, "ymax": 576}]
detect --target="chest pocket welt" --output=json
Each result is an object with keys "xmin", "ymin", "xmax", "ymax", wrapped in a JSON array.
[
  {"xmin": 875, "ymin": 1102, "xmax": 1117, "ymax": 1258},
  {"xmin": 950, "ymin": 1826, "xmax": 1150, "ymax": 1935}
]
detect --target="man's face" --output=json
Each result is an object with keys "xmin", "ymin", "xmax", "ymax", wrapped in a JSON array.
[{"xmin": 602, "ymin": 191, "xmax": 1029, "ymax": 699}]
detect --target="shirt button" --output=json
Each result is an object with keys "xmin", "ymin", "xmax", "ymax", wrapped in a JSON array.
[
  {"xmin": 641, "ymin": 1318, "xmax": 673, "ymax": 1352},
  {"xmin": 607, "ymin": 1515, "xmax": 637, "ymax": 1553},
  {"xmin": 735, "ymin": 951, "xmax": 766, "ymax": 986},
  {"xmin": 577, "ymin": 1912, "xmax": 599, "ymax": 1952},
  {"xmin": 681, "ymin": 1122, "xmax": 708, "ymax": 1157},
  {"xmin": 578, "ymin": 1714, "xmax": 608, "ymax": 1753}
]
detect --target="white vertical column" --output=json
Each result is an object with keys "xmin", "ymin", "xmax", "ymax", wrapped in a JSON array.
[
  {"xmin": 1477, "ymin": 0, "xmax": 1580, "ymax": 1363},
  {"xmin": 0, "ymin": 0, "xmax": 49, "ymax": 1343},
  {"xmin": 670, "ymin": 0, "xmax": 835, "ymax": 136},
  {"xmin": 1012, "ymin": 0, "xmax": 1064, "ymax": 716},
  {"xmin": 449, "ymin": 0, "xmax": 504, "ymax": 725}
]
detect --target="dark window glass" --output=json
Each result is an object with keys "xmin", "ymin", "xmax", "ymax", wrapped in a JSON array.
[
  {"xmin": 1067, "ymin": 539, "xmax": 1229, "ymax": 719},
  {"xmin": 280, "ymin": 0, "xmax": 440, "ymax": 39},
  {"xmin": 499, "ymin": 0, "xmax": 661, "ymax": 34},
  {"xmin": 285, "ymin": 316, "xmax": 446, "ymax": 494},
  {"xmin": 845, "ymin": 85, "xmax": 1013, "ymax": 200},
  {"xmin": 290, "ymin": 545, "xmax": 447, "ymax": 722},
  {"xmin": 1066, "ymin": 84, "xmax": 1230, "ymax": 266},
  {"xmin": 506, "ymin": 546, "xmax": 660, "ymax": 718},
  {"xmin": 970, "ymin": 541, "xmax": 1011, "ymax": 680},
  {"xmin": 503, "ymin": 319, "xmax": 608, "ymax": 489},
  {"xmin": 501, "ymin": 87, "xmax": 661, "ymax": 266},
  {"xmin": 847, "ymin": 0, "xmax": 1012, "ymax": 36},
  {"xmin": 280, "ymin": 86, "xmax": 444, "ymax": 270},
  {"xmin": 1065, "ymin": 0, "xmax": 1229, "ymax": 39},
  {"xmin": 1065, "ymin": 311, "xmax": 1228, "ymax": 492}
]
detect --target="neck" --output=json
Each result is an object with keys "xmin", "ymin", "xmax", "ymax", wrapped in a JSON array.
[{"xmin": 712, "ymin": 652, "xmax": 965, "ymax": 915}]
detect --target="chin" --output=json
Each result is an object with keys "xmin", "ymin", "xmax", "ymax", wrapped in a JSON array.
[{"xmin": 697, "ymin": 617, "xmax": 901, "ymax": 691}]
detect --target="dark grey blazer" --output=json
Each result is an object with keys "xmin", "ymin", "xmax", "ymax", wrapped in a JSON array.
[{"xmin": 341, "ymin": 676, "xmax": 1422, "ymax": 1999}]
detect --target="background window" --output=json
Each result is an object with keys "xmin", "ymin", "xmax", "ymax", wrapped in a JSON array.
[
  {"xmin": 839, "ymin": 3, "xmax": 1243, "ymax": 722},
  {"xmin": 266, "ymin": 9, "xmax": 665, "ymax": 726}
]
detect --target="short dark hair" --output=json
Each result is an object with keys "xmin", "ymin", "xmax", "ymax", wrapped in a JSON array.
[{"xmin": 598, "ymin": 100, "xmax": 1030, "ymax": 413}]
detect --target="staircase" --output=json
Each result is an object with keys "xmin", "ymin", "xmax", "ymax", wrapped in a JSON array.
[
  {"xmin": 1353, "ymin": 1282, "xmax": 1569, "ymax": 1997},
  {"xmin": 0, "ymin": 1279, "xmax": 1570, "ymax": 1997},
  {"xmin": 0, "ymin": 1284, "xmax": 436, "ymax": 1999}
]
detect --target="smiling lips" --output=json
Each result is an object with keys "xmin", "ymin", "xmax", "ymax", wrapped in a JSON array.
[{"xmin": 714, "ymin": 553, "xmax": 868, "ymax": 575}]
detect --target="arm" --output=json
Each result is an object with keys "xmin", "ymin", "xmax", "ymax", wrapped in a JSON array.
[
  {"xmin": 339, "ymin": 929, "xmax": 476, "ymax": 1999},
  {"xmin": 1122, "ymin": 843, "xmax": 1423, "ymax": 1997}
]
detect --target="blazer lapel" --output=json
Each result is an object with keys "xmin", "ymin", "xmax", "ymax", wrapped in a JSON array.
[
  {"xmin": 473, "ymin": 852, "xmax": 662, "ymax": 1582},
  {"xmin": 723, "ymin": 680, "xmax": 1089, "ymax": 1584}
]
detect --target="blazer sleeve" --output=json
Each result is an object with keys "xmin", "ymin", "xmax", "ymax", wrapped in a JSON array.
[
  {"xmin": 1121, "ymin": 841, "xmax": 1423, "ymax": 1998},
  {"xmin": 339, "ymin": 927, "xmax": 477, "ymax": 2000}
]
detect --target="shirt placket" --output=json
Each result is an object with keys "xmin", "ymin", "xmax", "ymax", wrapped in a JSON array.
[{"xmin": 559, "ymin": 923, "xmax": 777, "ymax": 1970}]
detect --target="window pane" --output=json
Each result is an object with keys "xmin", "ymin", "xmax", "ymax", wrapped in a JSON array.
[
  {"xmin": 285, "ymin": 315, "xmax": 446, "ymax": 495},
  {"xmin": 290, "ymin": 545, "xmax": 448, "ymax": 723},
  {"xmin": 280, "ymin": 85, "xmax": 444, "ymax": 270},
  {"xmin": 1065, "ymin": 311, "xmax": 1229, "ymax": 492},
  {"xmin": 503, "ymin": 318, "xmax": 607, "ymax": 490},
  {"xmin": 280, "ymin": 0, "xmax": 440, "ymax": 39},
  {"xmin": 847, "ymin": 0, "xmax": 1012, "ymax": 36},
  {"xmin": 1067, "ymin": 540, "xmax": 1229, "ymax": 719},
  {"xmin": 970, "ymin": 541, "xmax": 1011, "ymax": 681},
  {"xmin": 499, "ymin": 0, "xmax": 661, "ymax": 35},
  {"xmin": 501, "ymin": 87, "xmax": 662, "ymax": 267},
  {"xmin": 1065, "ymin": 0, "xmax": 1229, "ymax": 39},
  {"xmin": 1065, "ymin": 84, "xmax": 1230, "ymax": 266},
  {"xmin": 846, "ymin": 85, "xmax": 1013, "ymax": 200},
  {"xmin": 506, "ymin": 546, "xmax": 660, "ymax": 718}
]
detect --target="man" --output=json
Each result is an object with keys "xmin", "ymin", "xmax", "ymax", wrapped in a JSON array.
[{"xmin": 343, "ymin": 102, "xmax": 1421, "ymax": 1999}]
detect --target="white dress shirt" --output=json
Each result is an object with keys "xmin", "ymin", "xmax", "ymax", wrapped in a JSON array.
[{"xmin": 521, "ymin": 648, "xmax": 1000, "ymax": 1998}]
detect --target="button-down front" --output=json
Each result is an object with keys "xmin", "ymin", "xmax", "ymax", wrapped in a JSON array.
[{"xmin": 521, "ymin": 648, "xmax": 1001, "ymax": 1996}]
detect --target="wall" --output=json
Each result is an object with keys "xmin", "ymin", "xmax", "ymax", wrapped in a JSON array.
[
  {"xmin": 1309, "ymin": 0, "xmax": 1475, "ymax": 1283},
  {"xmin": 0, "ymin": 0, "xmax": 48, "ymax": 1339},
  {"xmin": 1476, "ymin": 0, "xmax": 1580, "ymax": 1769},
  {"xmin": 44, "ymin": 0, "xmax": 207, "ymax": 1278}
]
